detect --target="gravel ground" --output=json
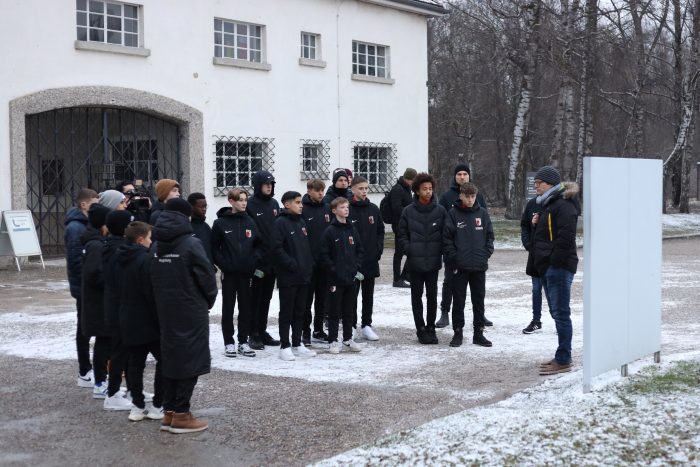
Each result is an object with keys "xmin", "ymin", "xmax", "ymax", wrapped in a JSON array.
[{"xmin": 0, "ymin": 237, "xmax": 698, "ymax": 466}]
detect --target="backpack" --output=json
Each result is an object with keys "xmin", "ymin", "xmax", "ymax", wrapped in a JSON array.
[{"xmin": 379, "ymin": 191, "xmax": 393, "ymax": 224}]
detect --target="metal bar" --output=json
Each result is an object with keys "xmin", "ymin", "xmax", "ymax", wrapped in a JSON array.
[
  {"xmin": 621, "ymin": 364, "xmax": 628, "ymax": 377},
  {"xmin": 654, "ymin": 351, "xmax": 661, "ymax": 363}
]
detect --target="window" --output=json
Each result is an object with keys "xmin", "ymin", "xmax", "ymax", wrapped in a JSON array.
[
  {"xmin": 214, "ymin": 136, "xmax": 275, "ymax": 196},
  {"xmin": 112, "ymin": 139, "xmax": 159, "ymax": 183},
  {"xmin": 352, "ymin": 41, "xmax": 389, "ymax": 78},
  {"xmin": 76, "ymin": 0, "xmax": 139, "ymax": 47},
  {"xmin": 41, "ymin": 160, "xmax": 65, "ymax": 195},
  {"xmin": 300, "ymin": 140, "xmax": 331, "ymax": 180},
  {"xmin": 352, "ymin": 142, "xmax": 397, "ymax": 193},
  {"xmin": 214, "ymin": 19, "xmax": 263, "ymax": 62},
  {"xmin": 301, "ymin": 32, "xmax": 319, "ymax": 60}
]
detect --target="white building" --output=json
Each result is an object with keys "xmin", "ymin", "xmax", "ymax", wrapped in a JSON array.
[{"xmin": 0, "ymin": 0, "xmax": 444, "ymax": 254}]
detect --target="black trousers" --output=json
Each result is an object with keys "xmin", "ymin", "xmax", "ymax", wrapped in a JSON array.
[
  {"xmin": 354, "ymin": 277, "xmax": 376, "ymax": 328},
  {"xmin": 221, "ymin": 273, "xmax": 252, "ymax": 345},
  {"xmin": 278, "ymin": 285, "xmax": 308, "ymax": 348},
  {"xmin": 452, "ymin": 269, "xmax": 486, "ymax": 330},
  {"xmin": 162, "ymin": 376, "xmax": 198, "ymax": 413},
  {"xmin": 391, "ymin": 225, "xmax": 409, "ymax": 282},
  {"xmin": 304, "ymin": 267, "xmax": 327, "ymax": 335},
  {"xmin": 107, "ymin": 332, "xmax": 130, "ymax": 397},
  {"xmin": 93, "ymin": 336, "xmax": 111, "ymax": 384},
  {"xmin": 439, "ymin": 268, "xmax": 454, "ymax": 314},
  {"xmin": 410, "ymin": 270, "xmax": 439, "ymax": 330},
  {"xmin": 327, "ymin": 284, "xmax": 356, "ymax": 343},
  {"xmin": 250, "ymin": 271, "xmax": 276, "ymax": 337},
  {"xmin": 75, "ymin": 300, "xmax": 92, "ymax": 376},
  {"xmin": 127, "ymin": 340, "xmax": 163, "ymax": 409}
]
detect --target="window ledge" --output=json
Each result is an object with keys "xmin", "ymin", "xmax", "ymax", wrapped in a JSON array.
[
  {"xmin": 213, "ymin": 57, "xmax": 272, "ymax": 71},
  {"xmin": 351, "ymin": 74, "xmax": 395, "ymax": 85},
  {"xmin": 74, "ymin": 40, "xmax": 150, "ymax": 57},
  {"xmin": 299, "ymin": 57, "xmax": 327, "ymax": 68}
]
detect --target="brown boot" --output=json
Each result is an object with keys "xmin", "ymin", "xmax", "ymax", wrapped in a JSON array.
[
  {"xmin": 160, "ymin": 411, "xmax": 174, "ymax": 431},
  {"xmin": 168, "ymin": 412, "xmax": 209, "ymax": 434}
]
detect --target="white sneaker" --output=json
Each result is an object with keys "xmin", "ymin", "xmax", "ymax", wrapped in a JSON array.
[
  {"xmin": 225, "ymin": 344, "xmax": 237, "ymax": 358},
  {"xmin": 342, "ymin": 339, "xmax": 362, "ymax": 352},
  {"xmin": 128, "ymin": 405, "xmax": 148, "ymax": 421},
  {"xmin": 145, "ymin": 402, "xmax": 164, "ymax": 420},
  {"xmin": 77, "ymin": 370, "xmax": 94, "ymax": 388},
  {"xmin": 329, "ymin": 341, "xmax": 342, "ymax": 354},
  {"xmin": 362, "ymin": 326, "xmax": 379, "ymax": 341},
  {"xmin": 104, "ymin": 393, "xmax": 133, "ymax": 411},
  {"xmin": 93, "ymin": 381, "xmax": 108, "ymax": 399},
  {"xmin": 352, "ymin": 327, "xmax": 363, "ymax": 341},
  {"xmin": 293, "ymin": 345, "xmax": 317, "ymax": 358},
  {"xmin": 279, "ymin": 347, "xmax": 296, "ymax": 361},
  {"xmin": 124, "ymin": 390, "xmax": 153, "ymax": 403},
  {"xmin": 237, "ymin": 343, "xmax": 256, "ymax": 357}
]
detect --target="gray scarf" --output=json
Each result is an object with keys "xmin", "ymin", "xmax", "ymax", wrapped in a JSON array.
[{"xmin": 536, "ymin": 183, "xmax": 563, "ymax": 206}]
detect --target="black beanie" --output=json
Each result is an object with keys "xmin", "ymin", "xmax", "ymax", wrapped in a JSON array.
[
  {"xmin": 535, "ymin": 165, "xmax": 561, "ymax": 186},
  {"xmin": 332, "ymin": 168, "xmax": 349, "ymax": 185},
  {"xmin": 105, "ymin": 210, "xmax": 134, "ymax": 237},
  {"xmin": 454, "ymin": 163, "xmax": 471, "ymax": 177},
  {"xmin": 165, "ymin": 197, "xmax": 193, "ymax": 217},
  {"xmin": 88, "ymin": 204, "xmax": 111, "ymax": 229}
]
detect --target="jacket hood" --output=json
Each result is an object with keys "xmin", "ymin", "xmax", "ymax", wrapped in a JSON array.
[
  {"xmin": 116, "ymin": 241, "xmax": 148, "ymax": 266},
  {"xmin": 252, "ymin": 171, "xmax": 276, "ymax": 199},
  {"xmin": 330, "ymin": 218, "xmax": 353, "ymax": 228},
  {"xmin": 302, "ymin": 193, "xmax": 323, "ymax": 206},
  {"xmin": 216, "ymin": 206, "xmax": 232, "ymax": 218},
  {"xmin": 562, "ymin": 181, "xmax": 580, "ymax": 199},
  {"xmin": 452, "ymin": 200, "xmax": 481, "ymax": 212},
  {"xmin": 65, "ymin": 207, "xmax": 88, "ymax": 226},
  {"xmin": 80, "ymin": 225, "xmax": 103, "ymax": 244},
  {"xmin": 412, "ymin": 194, "xmax": 438, "ymax": 212},
  {"xmin": 350, "ymin": 196, "xmax": 370, "ymax": 207},
  {"xmin": 153, "ymin": 210, "xmax": 193, "ymax": 251},
  {"xmin": 398, "ymin": 176, "xmax": 411, "ymax": 189},
  {"xmin": 278, "ymin": 210, "xmax": 301, "ymax": 219},
  {"xmin": 191, "ymin": 214, "xmax": 207, "ymax": 223},
  {"xmin": 217, "ymin": 206, "xmax": 249, "ymax": 219}
]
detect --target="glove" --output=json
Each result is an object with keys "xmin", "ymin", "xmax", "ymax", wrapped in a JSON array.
[
  {"xmin": 354, "ymin": 272, "xmax": 365, "ymax": 281},
  {"xmin": 253, "ymin": 269, "xmax": 265, "ymax": 279}
]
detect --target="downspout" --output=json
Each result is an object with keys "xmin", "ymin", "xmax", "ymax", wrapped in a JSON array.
[{"xmin": 336, "ymin": 0, "xmax": 344, "ymax": 167}]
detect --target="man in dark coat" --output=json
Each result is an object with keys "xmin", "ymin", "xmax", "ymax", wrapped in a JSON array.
[
  {"xmin": 151, "ymin": 198, "xmax": 217, "ymax": 433},
  {"xmin": 187, "ymin": 192, "xmax": 214, "ymax": 267},
  {"xmin": 397, "ymin": 173, "xmax": 446, "ymax": 345},
  {"xmin": 436, "ymin": 163, "xmax": 489, "ymax": 328},
  {"xmin": 520, "ymin": 196, "xmax": 544, "ymax": 334},
  {"xmin": 323, "ymin": 168, "xmax": 352, "ymax": 205},
  {"xmin": 64, "ymin": 188, "xmax": 98, "ymax": 388},
  {"xmin": 531, "ymin": 166, "xmax": 580, "ymax": 376},
  {"xmin": 349, "ymin": 176, "xmax": 385, "ymax": 341},
  {"xmin": 389, "ymin": 168, "xmax": 416, "ymax": 287},
  {"xmin": 246, "ymin": 171, "xmax": 281, "ymax": 349}
]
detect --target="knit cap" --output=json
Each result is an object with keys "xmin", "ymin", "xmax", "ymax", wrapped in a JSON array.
[
  {"xmin": 403, "ymin": 168, "xmax": 417, "ymax": 180},
  {"xmin": 165, "ymin": 198, "xmax": 193, "ymax": 217},
  {"xmin": 105, "ymin": 210, "xmax": 134, "ymax": 236},
  {"xmin": 155, "ymin": 179, "xmax": 180, "ymax": 202},
  {"xmin": 534, "ymin": 166, "xmax": 561, "ymax": 186},
  {"xmin": 453, "ymin": 163, "xmax": 471, "ymax": 177},
  {"xmin": 88, "ymin": 204, "xmax": 111, "ymax": 229},
  {"xmin": 98, "ymin": 190, "xmax": 125, "ymax": 210},
  {"xmin": 332, "ymin": 168, "xmax": 349, "ymax": 184}
]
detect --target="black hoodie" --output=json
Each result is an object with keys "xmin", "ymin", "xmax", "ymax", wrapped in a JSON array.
[
  {"xmin": 64, "ymin": 207, "xmax": 88, "ymax": 299},
  {"xmin": 211, "ymin": 206, "xmax": 261, "ymax": 276},
  {"xmin": 80, "ymin": 226, "xmax": 109, "ymax": 337},
  {"xmin": 151, "ymin": 210, "xmax": 217, "ymax": 379},
  {"xmin": 246, "ymin": 171, "xmax": 280, "ymax": 274},
  {"xmin": 443, "ymin": 201, "xmax": 494, "ymax": 272},
  {"xmin": 322, "ymin": 185, "xmax": 352, "ymax": 206},
  {"xmin": 271, "ymin": 211, "xmax": 314, "ymax": 287},
  {"xmin": 349, "ymin": 196, "xmax": 385, "ymax": 278},
  {"xmin": 301, "ymin": 193, "xmax": 332, "ymax": 262},
  {"xmin": 397, "ymin": 195, "xmax": 447, "ymax": 273},
  {"xmin": 190, "ymin": 214, "xmax": 214, "ymax": 266},
  {"xmin": 439, "ymin": 182, "xmax": 487, "ymax": 213},
  {"xmin": 116, "ymin": 242, "xmax": 159, "ymax": 346},
  {"xmin": 388, "ymin": 176, "xmax": 413, "ymax": 227},
  {"xmin": 319, "ymin": 218, "xmax": 364, "ymax": 287},
  {"xmin": 103, "ymin": 235, "xmax": 125, "ymax": 334}
]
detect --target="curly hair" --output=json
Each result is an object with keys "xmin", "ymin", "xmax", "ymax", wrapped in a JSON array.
[{"xmin": 411, "ymin": 172, "xmax": 435, "ymax": 194}]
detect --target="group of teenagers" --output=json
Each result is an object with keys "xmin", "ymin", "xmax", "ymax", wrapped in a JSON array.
[{"xmin": 63, "ymin": 161, "xmax": 580, "ymax": 434}]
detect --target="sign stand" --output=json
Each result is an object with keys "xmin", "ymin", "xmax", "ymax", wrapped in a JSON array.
[{"xmin": 0, "ymin": 210, "xmax": 45, "ymax": 271}]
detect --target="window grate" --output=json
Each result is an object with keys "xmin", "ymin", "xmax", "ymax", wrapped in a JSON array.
[
  {"xmin": 352, "ymin": 142, "xmax": 397, "ymax": 193},
  {"xmin": 76, "ymin": 0, "xmax": 139, "ymax": 47},
  {"xmin": 213, "ymin": 136, "xmax": 275, "ymax": 196},
  {"xmin": 214, "ymin": 19, "xmax": 263, "ymax": 62},
  {"xmin": 299, "ymin": 139, "xmax": 330, "ymax": 180}
]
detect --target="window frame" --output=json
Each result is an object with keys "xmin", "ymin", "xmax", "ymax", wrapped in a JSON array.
[
  {"xmin": 213, "ymin": 18, "xmax": 271, "ymax": 70},
  {"xmin": 76, "ymin": 0, "xmax": 141, "ymax": 48}
]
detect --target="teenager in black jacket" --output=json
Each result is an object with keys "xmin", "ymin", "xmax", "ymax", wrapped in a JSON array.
[
  {"xmin": 271, "ymin": 192, "xmax": 316, "ymax": 361},
  {"xmin": 323, "ymin": 168, "xmax": 352, "ymax": 205},
  {"xmin": 349, "ymin": 176, "xmax": 384, "ymax": 341},
  {"xmin": 246, "ymin": 171, "xmax": 281, "ymax": 349},
  {"xmin": 397, "ymin": 173, "xmax": 446, "ymax": 344},
  {"xmin": 301, "ymin": 179, "xmax": 332, "ymax": 344},
  {"xmin": 211, "ymin": 188, "xmax": 261, "ymax": 358},
  {"xmin": 520, "ymin": 196, "xmax": 544, "ymax": 334},
  {"xmin": 319, "ymin": 197, "xmax": 365, "ymax": 354},
  {"xmin": 389, "ymin": 168, "xmax": 416, "ymax": 287},
  {"xmin": 187, "ymin": 192, "xmax": 214, "ymax": 267},
  {"xmin": 443, "ymin": 183, "xmax": 494, "ymax": 348},
  {"xmin": 151, "ymin": 198, "xmax": 217, "ymax": 433}
]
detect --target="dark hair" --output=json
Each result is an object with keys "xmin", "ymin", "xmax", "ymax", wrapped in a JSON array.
[
  {"xmin": 187, "ymin": 192, "xmax": 206, "ymax": 205},
  {"xmin": 227, "ymin": 188, "xmax": 248, "ymax": 201},
  {"xmin": 281, "ymin": 191, "xmax": 302, "ymax": 204},
  {"xmin": 125, "ymin": 221, "xmax": 151, "ymax": 243},
  {"xmin": 411, "ymin": 172, "xmax": 435, "ymax": 194},
  {"xmin": 351, "ymin": 175, "xmax": 368, "ymax": 187},
  {"xmin": 459, "ymin": 182, "xmax": 478, "ymax": 196},
  {"xmin": 306, "ymin": 179, "xmax": 326, "ymax": 191},
  {"xmin": 115, "ymin": 180, "xmax": 134, "ymax": 193},
  {"xmin": 76, "ymin": 188, "xmax": 98, "ymax": 204},
  {"xmin": 330, "ymin": 197, "xmax": 349, "ymax": 210}
]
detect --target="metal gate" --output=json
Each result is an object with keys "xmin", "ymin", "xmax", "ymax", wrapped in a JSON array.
[{"xmin": 25, "ymin": 107, "xmax": 182, "ymax": 255}]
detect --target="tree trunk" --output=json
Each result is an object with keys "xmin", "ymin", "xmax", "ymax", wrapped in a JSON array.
[{"xmin": 576, "ymin": 0, "xmax": 597, "ymax": 187}]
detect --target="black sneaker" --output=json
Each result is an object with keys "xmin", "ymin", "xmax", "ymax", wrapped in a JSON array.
[
  {"xmin": 483, "ymin": 318, "xmax": 493, "ymax": 327},
  {"xmin": 449, "ymin": 329, "xmax": 463, "ymax": 347},
  {"xmin": 473, "ymin": 329, "xmax": 492, "ymax": 347},
  {"xmin": 522, "ymin": 320, "xmax": 542, "ymax": 334},
  {"xmin": 302, "ymin": 334, "xmax": 311, "ymax": 346},
  {"xmin": 248, "ymin": 335, "xmax": 265, "ymax": 350},
  {"xmin": 426, "ymin": 326, "xmax": 439, "ymax": 344},
  {"xmin": 417, "ymin": 327, "xmax": 431, "ymax": 344},
  {"xmin": 261, "ymin": 332, "xmax": 280, "ymax": 346},
  {"xmin": 393, "ymin": 280, "xmax": 411, "ymax": 288},
  {"xmin": 312, "ymin": 330, "xmax": 329, "ymax": 343}
]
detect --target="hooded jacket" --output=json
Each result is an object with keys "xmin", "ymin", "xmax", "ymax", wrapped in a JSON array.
[
  {"xmin": 151, "ymin": 210, "xmax": 218, "ymax": 379},
  {"xmin": 319, "ymin": 218, "xmax": 364, "ymax": 287},
  {"xmin": 149, "ymin": 199, "xmax": 165, "ymax": 226},
  {"xmin": 211, "ymin": 206, "xmax": 261, "ymax": 276},
  {"xmin": 80, "ymin": 226, "xmax": 109, "ymax": 337},
  {"xmin": 520, "ymin": 197, "xmax": 542, "ymax": 277},
  {"xmin": 116, "ymin": 242, "xmax": 159, "ymax": 346},
  {"xmin": 102, "ymin": 234, "xmax": 125, "ymax": 334},
  {"xmin": 190, "ymin": 214, "xmax": 214, "ymax": 266},
  {"xmin": 271, "ymin": 210, "xmax": 314, "ymax": 287},
  {"xmin": 388, "ymin": 176, "xmax": 413, "ymax": 227},
  {"xmin": 246, "ymin": 171, "xmax": 280, "ymax": 274},
  {"xmin": 322, "ymin": 185, "xmax": 352, "ymax": 205},
  {"xmin": 301, "ymin": 193, "xmax": 332, "ymax": 263},
  {"xmin": 349, "ymin": 196, "xmax": 385, "ymax": 278},
  {"xmin": 439, "ymin": 182, "xmax": 487, "ymax": 213},
  {"xmin": 532, "ymin": 182, "xmax": 581, "ymax": 276},
  {"xmin": 64, "ymin": 207, "xmax": 88, "ymax": 299},
  {"xmin": 443, "ymin": 201, "xmax": 494, "ymax": 272},
  {"xmin": 397, "ymin": 196, "xmax": 447, "ymax": 273}
]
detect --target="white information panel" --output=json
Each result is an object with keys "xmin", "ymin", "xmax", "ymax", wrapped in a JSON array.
[
  {"xmin": 0, "ymin": 210, "xmax": 44, "ymax": 271},
  {"xmin": 583, "ymin": 157, "xmax": 662, "ymax": 391}
]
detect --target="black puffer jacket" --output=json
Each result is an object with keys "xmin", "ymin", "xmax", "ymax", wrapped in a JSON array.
[
  {"xmin": 149, "ymin": 200, "xmax": 165, "ymax": 226},
  {"xmin": 271, "ymin": 211, "xmax": 314, "ymax": 287},
  {"xmin": 389, "ymin": 177, "xmax": 413, "ymax": 228},
  {"xmin": 80, "ymin": 227, "xmax": 109, "ymax": 337},
  {"xmin": 520, "ymin": 197, "xmax": 542, "ymax": 277},
  {"xmin": 116, "ymin": 242, "xmax": 159, "ymax": 346},
  {"xmin": 532, "ymin": 182, "xmax": 581, "ymax": 276},
  {"xmin": 64, "ymin": 207, "xmax": 88, "ymax": 299},
  {"xmin": 349, "ymin": 197, "xmax": 385, "ymax": 278},
  {"xmin": 211, "ymin": 207, "xmax": 261, "ymax": 276},
  {"xmin": 319, "ymin": 219, "xmax": 364, "ymax": 287},
  {"xmin": 151, "ymin": 210, "xmax": 218, "ymax": 379},
  {"xmin": 443, "ymin": 202, "xmax": 494, "ymax": 272},
  {"xmin": 397, "ymin": 196, "xmax": 447, "ymax": 273},
  {"xmin": 439, "ymin": 182, "xmax": 488, "ymax": 213},
  {"xmin": 102, "ymin": 235, "xmax": 125, "ymax": 334},
  {"xmin": 302, "ymin": 194, "xmax": 331, "ymax": 263},
  {"xmin": 190, "ymin": 215, "xmax": 214, "ymax": 266},
  {"xmin": 322, "ymin": 185, "xmax": 352, "ymax": 205},
  {"xmin": 246, "ymin": 171, "xmax": 280, "ymax": 274}
]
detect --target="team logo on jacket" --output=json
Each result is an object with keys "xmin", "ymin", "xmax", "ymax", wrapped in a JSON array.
[
  {"xmin": 475, "ymin": 218, "xmax": 482, "ymax": 226},
  {"xmin": 324, "ymin": 214, "xmax": 330, "ymax": 223},
  {"xmin": 348, "ymin": 236, "xmax": 354, "ymax": 245},
  {"xmin": 302, "ymin": 227, "xmax": 308, "ymax": 236},
  {"xmin": 368, "ymin": 216, "xmax": 374, "ymax": 224},
  {"xmin": 273, "ymin": 209, "xmax": 278, "ymax": 217},
  {"xmin": 245, "ymin": 229, "xmax": 252, "ymax": 238}
]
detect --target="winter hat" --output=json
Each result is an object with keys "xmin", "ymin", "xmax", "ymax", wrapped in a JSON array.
[
  {"xmin": 155, "ymin": 179, "xmax": 180, "ymax": 202},
  {"xmin": 98, "ymin": 190, "xmax": 125, "ymax": 210},
  {"xmin": 87, "ymin": 204, "xmax": 111, "ymax": 229},
  {"xmin": 403, "ymin": 168, "xmax": 417, "ymax": 180},
  {"xmin": 344, "ymin": 168, "xmax": 353, "ymax": 178},
  {"xmin": 453, "ymin": 163, "xmax": 471, "ymax": 177},
  {"xmin": 332, "ymin": 168, "xmax": 349, "ymax": 184},
  {"xmin": 105, "ymin": 210, "xmax": 134, "ymax": 237},
  {"xmin": 165, "ymin": 197, "xmax": 193, "ymax": 217},
  {"xmin": 535, "ymin": 165, "xmax": 561, "ymax": 186}
]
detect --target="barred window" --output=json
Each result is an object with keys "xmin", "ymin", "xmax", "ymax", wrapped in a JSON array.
[
  {"xmin": 214, "ymin": 18, "xmax": 263, "ymax": 62},
  {"xmin": 113, "ymin": 139, "xmax": 159, "ymax": 183},
  {"xmin": 76, "ymin": 0, "xmax": 140, "ymax": 47},
  {"xmin": 300, "ymin": 140, "xmax": 330, "ymax": 180},
  {"xmin": 352, "ymin": 142, "xmax": 397, "ymax": 193},
  {"xmin": 41, "ymin": 160, "xmax": 65, "ymax": 195},
  {"xmin": 352, "ymin": 41, "xmax": 389, "ymax": 78},
  {"xmin": 214, "ymin": 137, "xmax": 274, "ymax": 196}
]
